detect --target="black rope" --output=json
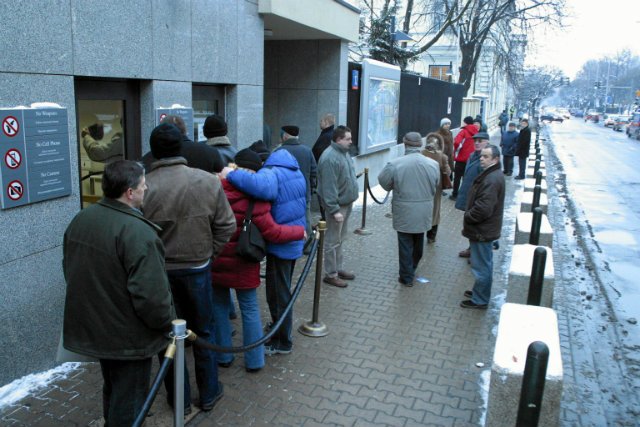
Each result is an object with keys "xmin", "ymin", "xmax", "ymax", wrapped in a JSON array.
[
  {"xmin": 132, "ymin": 354, "xmax": 174, "ymax": 427},
  {"xmin": 366, "ymin": 180, "xmax": 391, "ymax": 205},
  {"xmin": 189, "ymin": 237, "xmax": 319, "ymax": 354}
]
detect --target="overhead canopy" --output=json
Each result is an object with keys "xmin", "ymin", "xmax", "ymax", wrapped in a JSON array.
[{"xmin": 259, "ymin": 0, "xmax": 360, "ymax": 42}]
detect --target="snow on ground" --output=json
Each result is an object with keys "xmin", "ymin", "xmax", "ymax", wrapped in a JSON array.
[
  {"xmin": 478, "ymin": 368, "xmax": 492, "ymax": 426},
  {"xmin": 0, "ymin": 362, "xmax": 82, "ymax": 409}
]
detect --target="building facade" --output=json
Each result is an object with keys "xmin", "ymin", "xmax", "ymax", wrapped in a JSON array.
[{"xmin": 0, "ymin": 0, "xmax": 359, "ymax": 386}]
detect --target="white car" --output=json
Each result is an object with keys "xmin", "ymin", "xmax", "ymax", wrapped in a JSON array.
[{"xmin": 604, "ymin": 115, "xmax": 617, "ymax": 127}]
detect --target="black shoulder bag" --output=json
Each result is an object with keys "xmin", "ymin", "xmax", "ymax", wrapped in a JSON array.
[{"xmin": 236, "ymin": 199, "xmax": 267, "ymax": 262}]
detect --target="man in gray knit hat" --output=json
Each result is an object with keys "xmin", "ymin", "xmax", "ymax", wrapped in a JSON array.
[{"xmin": 377, "ymin": 132, "xmax": 440, "ymax": 286}]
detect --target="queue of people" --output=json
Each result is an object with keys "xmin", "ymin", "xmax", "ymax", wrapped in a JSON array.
[{"xmin": 61, "ymin": 111, "xmax": 509, "ymax": 425}]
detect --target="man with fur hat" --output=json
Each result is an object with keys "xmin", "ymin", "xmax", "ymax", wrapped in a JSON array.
[
  {"xmin": 143, "ymin": 123, "xmax": 236, "ymax": 413},
  {"xmin": 378, "ymin": 132, "xmax": 439, "ymax": 286},
  {"xmin": 204, "ymin": 114, "xmax": 237, "ymax": 165},
  {"xmin": 422, "ymin": 132, "xmax": 451, "ymax": 243},
  {"xmin": 276, "ymin": 125, "xmax": 317, "ymax": 248}
]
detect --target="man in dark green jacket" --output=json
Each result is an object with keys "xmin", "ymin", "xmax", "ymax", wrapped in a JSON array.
[{"xmin": 63, "ymin": 160, "xmax": 175, "ymax": 427}]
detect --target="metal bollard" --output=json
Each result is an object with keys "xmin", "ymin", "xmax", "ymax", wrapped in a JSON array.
[
  {"xmin": 172, "ymin": 319, "xmax": 188, "ymax": 427},
  {"xmin": 516, "ymin": 341, "xmax": 550, "ymax": 426},
  {"xmin": 529, "ymin": 207, "xmax": 543, "ymax": 246},
  {"xmin": 299, "ymin": 221, "xmax": 329, "ymax": 337},
  {"xmin": 354, "ymin": 168, "xmax": 372, "ymax": 235},
  {"xmin": 534, "ymin": 159, "xmax": 541, "ymax": 175},
  {"xmin": 526, "ymin": 246, "xmax": 547, "ymax": 306},
  {"xmin": 531, "ymin": 185, "xmax": 542, "ymax": 212},
  {"xmin": 535, "ymin": 153, "xmax": 542, "ymax": 162},
  {"xmin": 535, "ymin": 170, "xmax": 543, "ymax": 187}
]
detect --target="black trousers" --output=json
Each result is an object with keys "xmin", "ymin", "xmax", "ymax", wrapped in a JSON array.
[
  {"xmin": 397, "ymin": 231, "xmax": 424, "ymax": 284},
  {"xmin": 99, "ymin": 358, "xmax": 152, "ymax": 427},
  {"xmin": 517, "ymin": 155, "xmax": 528, "ymax": 178},
  {"xmin": 452, "ymin": 161, "xmax": 467, "ymax": 196},
  {"xmin": 503, "ymin": 155, "xmax": 514, "ymax": 174},
  {"xmin": 265, "ymin": 255, "xmax": 296, "ymax": 350}
]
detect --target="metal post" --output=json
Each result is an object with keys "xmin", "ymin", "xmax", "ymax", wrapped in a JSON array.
[
  {"xmin": 172, "ymin": 319, "xmax": 187, "ymax": 427},
  {"xmin": 531, "ymin": 185, "xmax": 542, "ymax": 212},
  {"xmin": 527, "ymin": 246, "xmax": 547, "ymax": 305},
  {"xmin": 534, "ymin": 159, "xmax": 541, "ymax": 174},
  {"xmin": 355, "ymin": 168, "xmax": 372, "ymax": 235},
  {"xmin": 529, "ymin": 207, "xmax": 543, "ymax": 246},
  {"xmin": 535, "ymin": 170, "xmax": 543, "ymax": 187},
  {"xmin": 299, "ymin": 221, "xmax": 329, "ymax": 337},
  {"xmin": 516, "ymin": 341, "xmax": 550, "ymax": 426}
]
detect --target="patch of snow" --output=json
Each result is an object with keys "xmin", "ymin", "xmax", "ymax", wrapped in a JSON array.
[
  {"xmin": 0, "ymin": 362, "xmax": 81, "ymax": 409},
  {"xmin": 478, "ymin": 368, "xmax": 491, "ymax": 426}
]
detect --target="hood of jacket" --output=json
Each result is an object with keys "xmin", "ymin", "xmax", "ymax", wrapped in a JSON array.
[{"xmin": 264, "ymin": 148, "xmax": 300, "ymax": 171}]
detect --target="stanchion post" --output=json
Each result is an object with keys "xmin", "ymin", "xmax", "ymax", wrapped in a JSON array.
[
  {"xmin": 534, "ymin": 159, "xmax": 541, "ymax": 174},
  {"xmin": 529, "ymin": 207, "xmax": 543, "ymax": 246},
  {"xmin": 299, "ymin": 221, "xmax": 329, "ymax": 337},
  {"xmin": 531, "ymin": 185, "xmax": 542, "ymax": 212},
  {"xmin": 527, "ymin": 246, "xmax": 547, "ymax": 305},
  {"xmin": 355, "ymin": 168, "xmax": 372, "ymax": 235},
  {"xmin": 516, "ymin": 341, "xmax": 550, "ymax": 426},
  {"xmin": 535, "ymin": 170, "xmax": 543, "ymax": 187},
  {"xmin": 172, "ymin": 319, "xmax": 187, "ymax": 427}
]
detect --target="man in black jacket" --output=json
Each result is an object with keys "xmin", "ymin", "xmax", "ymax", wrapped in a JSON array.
[
  {"xmin": 460, "ymin": 145, "xmax": 505, "ymax": 309},
  {"xmin": 312, "ymin": 113, "xmax": 335, "ymax": 162},
  {"xmin": 514, "ymin": 118, "xmax": 531, "ymax": 179}
]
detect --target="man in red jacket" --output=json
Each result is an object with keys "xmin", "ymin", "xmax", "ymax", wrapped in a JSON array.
[{"xmin": 450, "ymin": 116, "xmax": 479, "ymax": 200}]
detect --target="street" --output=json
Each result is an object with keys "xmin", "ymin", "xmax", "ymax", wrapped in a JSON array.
[{"xmin": 544, "ymin": 117, "xmax": 640, "ymax": 424}]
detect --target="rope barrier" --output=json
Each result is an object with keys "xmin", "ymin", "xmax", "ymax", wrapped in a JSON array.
[
  {"xmin": 187, "ymin": 236, "xmax": 319, "ymax": 354},
  {"xmin": 132, "ymin": 340, "xmax": 176, "ymax": 427},
  {"xmin": 363, "ymin": 168, "xmax": 391, "ymax": 205}
]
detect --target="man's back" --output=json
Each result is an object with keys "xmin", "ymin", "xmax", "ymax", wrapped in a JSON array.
[{"xmin": 278, "ymin": 138, "xmax": 316, "ymax": 200}]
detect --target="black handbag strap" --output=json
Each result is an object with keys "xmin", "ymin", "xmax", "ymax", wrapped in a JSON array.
[{"xmin": 244, "ymin": 199, "xmax": 256, "ymax": 222}]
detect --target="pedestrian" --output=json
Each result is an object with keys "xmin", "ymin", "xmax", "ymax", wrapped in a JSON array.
[
  {"xmin": 378, "ymin": 132, "xmax": 439, "ymax": 286},
  {"xmin": 474, "ymin": 116, "xmax": 487, "ymax": 132},
  {"xmin": 250, "ymin": 139, "xmax": 271, "ymax": 162},
  {"xmin": 455, "ymin": 132, "xmax": 491, "ymax": 258},
  {"xmin": 221, "ymin": 149, "xmax": 306, "ymax": 356},
  {"xmin": 451, "ymin": 116, "xmax": 478, "ymax": 200},
  {"xmin": 204, "ymin": 114, "xmax": 237, "ymax": 165},
  {"xmin": 143, "ymin": 123, "xmax": 236, "ymax": 413},
  {"xmin": 317, "ymin": 125, "xmax": 359, "ymax": 288},
  {"xmin": 276, "ymin": 125, "xmax": 317, "ymax": 247},
  {"xmin": 498, "ymin": 110, "xmax": 509, "ymax": 134},
  {"xmin": 500, "ymin": 121, "xmax": 518, "ymax": 176},
  {"xmin": 460, "ymin": 144, "xmax": 505, "ymax": 309},
  {"xmin": 140, "ymin": 114, "xmax": 224, "ymax": 173},
  {"xmin": 509, "ymin": 106, "xmax": 515, "ymax": 120},
  {"xmin": 515, "ymin": 118, "xmax": 531, "ymax": 180},
  {"xmin": 211, "ymin": 149, "xmax": 305, "ymax": 372},
  {"xmin": 312, "ymin": 113, "xmax": 335, "ymax": 162},
  {"xmin": 81, "ymin": 120, "xmax": 124, "ymax": 164},
  {"xmin": 62, "ymin": 160, "xmax": 176, "ymax": 427},
  {"xmin": 436, "ymin": 117, "xmax": 454, "ymax": 180},
  {"xmin": 422, "ymin": 132, "xmax": 451, "ymax": 243}
]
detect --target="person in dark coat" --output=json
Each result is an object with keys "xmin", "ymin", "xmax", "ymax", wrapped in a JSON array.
[
  {"xmin": 500, "ymin": 121, "xmax": 519, "ymax": 175},
  {"xmin": 62, "ymin": 160, "xmax": 176, "ymax": 426},
  {"xmin": 312, "ymin": 113, "xmax": 335, "ymax": 162},
  {"xmin": 276, "ymin": 125, "xmax": 317, "ymax": 241},
  {"xmin": 451, "ymin": 116, "xmax": 479, "ymax": 199},
  {"xmin": 204, "ymin": 114, "xmax": 237, "ymax": 165},
  {"xmin": 498, "ymin": 110, "xmax": 509, "ymax": 134},
  {"xmin": 140, "ymin": 114, "xmax": 224, "ymax": 173},
  {"xmin": 436, "ymin": 118, "xmax": 454, "ymax": 176},
  {"xmin": 221, "ymin": 149, "xmax": 307, "ymax": 355},
  {"xmin": 515, "ymin": 118, "xmax": 531, "ymax": 179},
  {"xmin": 460, "ymin": 145, "xmax": 505, "ymax": 309},
  {"xmin": 211, "ymin": 149, "xmax": 305, "ymax": 372}
]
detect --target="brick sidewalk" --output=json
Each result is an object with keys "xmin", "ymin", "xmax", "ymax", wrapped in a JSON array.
[{"xmin": 1, "ymin": 136, "xmax": 547, "ymax": 427}]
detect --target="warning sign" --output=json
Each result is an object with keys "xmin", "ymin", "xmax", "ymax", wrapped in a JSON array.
[
  {"xmin": 7, "ymin": 180, "xmax": 24, "ymax": 201},
  {"xmin": 5, "ymin": 149, "xmax": 22, "ymax": 169},
  {"xmin": 3, "ymin": 116, "xmax": 20, "ymax": 137}
]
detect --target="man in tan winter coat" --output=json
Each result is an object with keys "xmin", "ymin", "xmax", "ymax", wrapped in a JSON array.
[{"xmin": 144, "ymin": 123, "xmax": 236, "ymax": 414}]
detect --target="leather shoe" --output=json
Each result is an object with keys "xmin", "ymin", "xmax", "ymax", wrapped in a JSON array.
[
  {"xmin": 323, "ymin": 276, "xmax": 348, "ymax": 288},
  {"xmin": 458, "ymin": 248, "xmax": 471, "ymax": 258},
  {"xmin": 199, "ymin": 383, "xmax": 224, "ymax": 412},
  {"xmin": 464, "ymin": 290, "xmax": 472, "ymax": 298},
  {"xmin": 338, "ymin": 270, "xmax": 355, "ymax": 280}
]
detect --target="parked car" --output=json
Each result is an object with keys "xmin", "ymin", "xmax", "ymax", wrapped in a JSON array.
[
  {"xmin": 627, "ymin": 112, "xmax": 640, "ymax": 140},
  {"xmin": 612, "ymin": 115, "xmax": 631, "ymax": 132},
  {"xmin": 540, "ymin": 113, "xmax": 564, "ymax": 123},
  {"xmin": 585, "ymin": 111, "xmax": 602, "ymax": 123},
  {"xmin": 573, "ymin": 110, "xmax": 584, "ymax": 118},
  {"xmin": 603, "ymin": 115, "xmax": 617, "ymax": 127}
]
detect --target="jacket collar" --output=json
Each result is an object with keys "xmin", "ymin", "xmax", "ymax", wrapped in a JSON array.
[
  {"xmin": 149, "ymin": 156, "xmax": 188, "ymax": 172},
  {"xmin": 477, "ymin": 162, "xmax": 501, "ymax": 179},
  {"xmin": 98, "ymin": 198, "xmax": 162, "ymax": 232},
  {"xmin": 330, "ymin": 141, "xmax": 350, "ymax": 154},
  {"xmin": 206, "ymin": 136, "xmax": 231, "ymax": 147},
  {"xmin": 405, "ymin": 146, "xmax": 422, "ymax": 155},
  {"xmin": 321, "ymin": 125, "xmax": 334, "ymax": 135},
  {"xmin": 282, "ymin": 137, "xmax": 300, "ymax": 146}
]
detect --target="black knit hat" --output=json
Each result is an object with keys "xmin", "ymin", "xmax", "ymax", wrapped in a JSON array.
[
  {"xmin": 234, "ymin": 148, "xmax": 262, "ymax": 172},
  {"xmin": 150, "ymin": 123, "xmax": 182, "ymax": 159},
  {"xmin": 281, "ymin": 125, "xmax": 299, "ymax": 137},
  {"xmin": 463, "ymin": 116, "xmax": 474, "ymax": 125},
  {"xmin": 249, "ymin": 140, "xmax": 270, "ymax": 161},
  {"xmin": 203, "ymin": 115, "xmax": 228, "ymax": 138}
]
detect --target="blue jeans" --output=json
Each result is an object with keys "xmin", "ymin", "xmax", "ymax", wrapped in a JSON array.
[
  {"xmin": 212, "ymin": 287, "xmax": 265, "ymax": 369},
  {"xmin": 266, "ymin": 255, "xmax": 295, "ymax": 350},
  {"xmin": 164, "ymin": 264, "xmax": 220, "ymax": 405},
  {"xmin": 99, "ymin": 358, "xmax": 151, "ymax": 427},
  {"xmin": 470, "ymin": 241, "xmax": 494, "ymax": 305},
  {"xmin": 397, "ymin": 231, "xmax": 424, "ymax": 284}
]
